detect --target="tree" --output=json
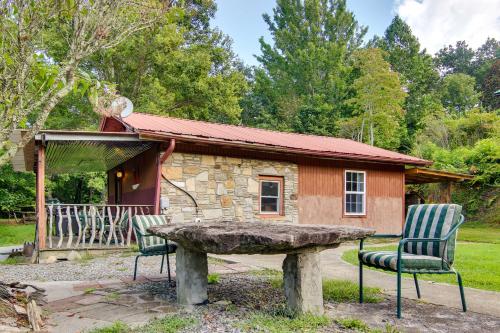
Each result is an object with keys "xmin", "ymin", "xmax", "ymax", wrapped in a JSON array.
[
  {"xmin": 243, "ymin": 0, "xmax": 366, "ymax": 135},
  {"xmin": 482, "ymin": 60, "xmax": 500, "ymax": 110},
  {"xmin": 45, "ymin": 1, "xmax": 247, "ymax": 126},
  {"xmin": 0, "ymin": 0, "xmax": 169, "ymax": 165},
  {"xmin": 375, "ymin": 16, "xmax": 440, "ymax": 146},
  {"xmin": 435, "ymin": 41, "xmax": 475, "ymax": 75},
  {"xmin": 340, "ymin": 48, "xmax": 406, "ymax": 149},
  {"xmin": 0, "ymin": 164, "xmax": 35, "ymax": 214},
  {"xmin": 439, "ymin": 73, "xmax": 481, "ymax": 115},
  {"xmin": 435, "ymin": 38, "xmax": 499, "ymax": 91}
]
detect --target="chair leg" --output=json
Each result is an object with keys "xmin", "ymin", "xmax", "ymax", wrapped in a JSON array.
[
  {"xmin": 166, "ymin": 247, "xmax": 171, "ymax": 283},
  {"xmin": 413, "ymin": 274, "xmax": 421, "ymax": 299},
  {"xmin": 133, "ymin": 255, "xmax": 140, "ymax": 281},
  {"xmin": 457, "ymin": 272, "xmax": 467, "ymax": 312},
  {"xmin": 160, "ymin": 255, "xmax": 165, "ymax": 274},
  {"xmin": 397, "ymin": 270, "xmax": 402, "ymax": 318},
  {"xmin": 359, "ymin": 261, "xmax": 364, "ymax": 303}
]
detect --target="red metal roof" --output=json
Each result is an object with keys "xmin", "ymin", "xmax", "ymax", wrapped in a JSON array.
[{"xmin": 117, "ymin": 113, "xmax": 430, "ymax": 165}]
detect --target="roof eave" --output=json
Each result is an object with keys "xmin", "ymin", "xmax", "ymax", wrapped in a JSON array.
[{"xmin": 137, "ymin": 130, "xmax": 431, "ymax": 166}]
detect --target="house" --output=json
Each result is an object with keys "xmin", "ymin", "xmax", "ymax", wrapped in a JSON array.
[
  {"xmin": 12, "ymin": 112, "xmax": 475, "ymax": 259},
  {"xmin": 100, "ymin": 113, "xmax": 431, "ymax": 234}
]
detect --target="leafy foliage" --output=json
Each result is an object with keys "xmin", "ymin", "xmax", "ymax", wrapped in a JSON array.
[
  {"xmin": 340, "ymin": 48, "xmax": 406, "ymax": 149},
  {"xmin": 439, "ymin": 73, "xmax": 481, "ymax": 115},
  {"xmin": 0, "ymin": 164, "xmax": 35, "ymax": 213},
  {"xmin": 374, "ymin": 16, "xmax": 440, "ymax": 145},
  {"xmin": 47, "ymin": 173, "xmax": 106, "ymax": 204},
  {"xmin": 482, "ymin": 60, "xmax": 500, "ymax": 110},
  {"xmin": 242, "ymin": 0, "xmax": 366, "ymax": 135}
]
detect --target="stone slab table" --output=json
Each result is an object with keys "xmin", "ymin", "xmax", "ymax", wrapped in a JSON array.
[{"xmin": 149, "ymin": 221, "xmax": 374, "ymax": 315}]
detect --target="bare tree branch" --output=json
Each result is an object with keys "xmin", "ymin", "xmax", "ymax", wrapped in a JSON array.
[{"xmin": 0, "ymin": 0, "xmax": 170, "ymax": 165}]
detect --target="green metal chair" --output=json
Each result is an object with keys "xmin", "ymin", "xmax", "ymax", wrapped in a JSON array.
[
  {"xmin": 358, "ymin": 204, "xmax": 467, "ymax": 318},
  {"xmin": 132, "ymin": 215, "xmax": 177, "ymax": 282}
]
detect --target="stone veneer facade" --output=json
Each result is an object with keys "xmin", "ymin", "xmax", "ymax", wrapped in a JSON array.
[{"xmin": 161, "ymin": 152, "xmax": 299, "ymax": 223}]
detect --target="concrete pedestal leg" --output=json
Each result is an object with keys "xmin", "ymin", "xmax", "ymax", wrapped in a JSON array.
[
  {"xmin": 176, "ymin": 245, "xmax": 208, "ymax": 306},
  {"xmin": 282, "ymin": 251, "xmax": 324, "ymax": 315}
]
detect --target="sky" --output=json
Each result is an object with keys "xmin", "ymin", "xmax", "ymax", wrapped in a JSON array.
[{"xmin": 211, "ymin": 0, "xmax": 500, "ymax": 67}]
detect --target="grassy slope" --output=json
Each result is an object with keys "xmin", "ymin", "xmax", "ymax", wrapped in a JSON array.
[
  {"xmin": 0, "ymin": 224, "xmax": 35, "ymax": 246},
  {"xmin": 458, "ymin": 223, "xmax": 500, "ymax": 244},
  {"xmin": 342, "ymin": 224, "xmax": 500, "ymax": 292}
]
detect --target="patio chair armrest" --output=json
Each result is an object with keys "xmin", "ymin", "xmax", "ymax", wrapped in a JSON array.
[{"xmin": 360, "ymin": 234, "xmax": 402, "ymax": 250}]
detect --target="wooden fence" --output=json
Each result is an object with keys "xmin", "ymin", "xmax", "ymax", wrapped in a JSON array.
[{"xmin": 44, "ymin": 204, "xmax": 153, "ymax": 249}]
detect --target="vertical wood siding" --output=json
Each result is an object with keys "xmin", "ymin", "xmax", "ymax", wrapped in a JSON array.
[{"xmin": 298, "ymin": 161, "xmax": 405, "ymax": 233}]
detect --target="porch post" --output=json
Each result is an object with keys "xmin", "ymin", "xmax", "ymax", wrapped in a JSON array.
[{"xmin": 36, "ymin": 144, "xmax": 46, "ymax": 249}]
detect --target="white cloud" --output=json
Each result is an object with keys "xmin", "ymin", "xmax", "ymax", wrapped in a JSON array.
[{"xmin": 394, "ymin": 0, "xmax": 500, "ymax": 55}]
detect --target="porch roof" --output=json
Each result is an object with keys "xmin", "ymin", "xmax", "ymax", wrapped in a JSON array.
[
  {"xmin": 405, "ymin": 167, "xmax": 474, "ymax": 184},
  {"xmin": 13, "ymin": 130, "xmax": 155, "ymax": 174}
]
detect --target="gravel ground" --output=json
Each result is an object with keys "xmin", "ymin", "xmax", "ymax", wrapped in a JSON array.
[
  {"xmin": 0, "ymin": 252, "xmax": 172, "ymax": 282},
  {"xmin": 2, "ymin": 255, "xmax": 500, "ymax": 332},
  {"xmin": 113, "ymin": 274, "xmax": 500, "ymax": 333}
]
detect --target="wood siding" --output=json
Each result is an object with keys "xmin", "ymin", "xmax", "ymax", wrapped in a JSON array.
[
  {"xmin": 298, "ymin": 160, "xmax": 405, "ymax": 233},
  {"xmin": 108, "ymin": 147, "xmax": 158, "ymax": 206}
]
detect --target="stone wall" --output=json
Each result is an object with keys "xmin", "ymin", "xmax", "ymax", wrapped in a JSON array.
[{"xmin": 161, "ymin": 152, "xmax": 299, "ymax": 223}]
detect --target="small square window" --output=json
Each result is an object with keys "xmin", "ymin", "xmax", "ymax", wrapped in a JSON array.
[
  {"xmin": 259, "ymin": 177, "xmax": 284, "ymax": 215},
  {"xmin": 344, "ymin": 171, "xmax": 366, "ymax": 215}
]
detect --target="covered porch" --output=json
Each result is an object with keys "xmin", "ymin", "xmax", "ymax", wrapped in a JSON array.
[
  {"xmin": 404, "ymin": 167, "xmax": 474, "ymax": 204},
  {"xmin": 14, "ymin": 130, "xmax": 169, "ymax": 259}
]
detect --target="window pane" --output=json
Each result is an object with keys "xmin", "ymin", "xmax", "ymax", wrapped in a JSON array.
[
  {"xmin": 346, "ymin": 193, "xmax": 364, "ymax": 214},
  {"xmin": 358, "ymin": 181, "xmax": 364, "ymax": 192},
  {"xmin": 346, "ymin": 180, "xmax": 352, "ymax": 191},
  {"xmin": 261, "ymin": 181, "xmax": 279, "ymax": 196},
  {"xmin": 261, "ymin": 197, "xmax": 279, "ymax": 213},
  {"xmin": 358, "ymin": 173, "xmax": 364, "ymax": 183}
]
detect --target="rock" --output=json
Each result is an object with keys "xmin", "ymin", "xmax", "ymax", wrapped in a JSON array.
[
  {"xmin": 67, "ymin": 251, "xmax": 81, "ymax": 261},
  {"xmin": 13, "ymin": 304, "xmax": 26, "ymax": 315},
  {"xmin": 216, "ymin": 183, "xmax": 226, "ymax": 195},
  {"xmin": 176, "ymin": 245, "xmax": 208, "ymax": 306},
  {"xmin": 186, "ymin": 178, "xmax": 196, "ymax": 192},
  {"xmin": 283, "ymin": 252, "xmax": 323, "ymax": 315},
  {"xmin": 163, "ymin": 166, "xmax": 183, "ymax": 180},
  {"xmin": 43, "ymin": 256, "xmax": 57, "ymax": 264},
  {"xmin": 196, "ymin": 171, "xmax": 209, "ymax": 181},
  {"xmin": 184, "ymin": 165, "xmax": 200, "ymax": 174},
  {"xmin": 247, "ymin": 178, "xmax": 259, "ymax": 193},
  {"xmin": 224, "ymin": 179, "xmax": 235, "ymax": 189},
  {"xmin": 0, "ymin": 325, "xmax": 30, "ymax": 332},
  {"xmin": 203, "ymin": 209, "xmax": 223, "ymax": 220},
  {"xmin": 148, "ymin": 222, "xmax": 374, "ymax": 255},
  {"xmin": 220, "ymin": 196, "xmax": 232, "ymax": 208},
  {"xmin": 201, "ymin": 155, "xmax": 215, "ymax": 166}
]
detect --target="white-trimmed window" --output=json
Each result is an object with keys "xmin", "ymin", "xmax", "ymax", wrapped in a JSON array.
[
  {"xmin": 344, "ymin": 170, "xmax": 366, "ymax": 215},
  {"xmin": 259, "ymin": 177, "xmax": 283, "ymax": 215}
]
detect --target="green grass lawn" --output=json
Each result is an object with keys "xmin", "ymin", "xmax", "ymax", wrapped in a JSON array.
[
  {"xmin": 0, "ymin": 223, "xmax": 35, "ymax": 246},
  {"xmin": 342, "ymin": 241, "xmax": 500, "ymax": 292},
  {"xmin": 458, "ymin": 223, "xmax": 500, "ymax": 244}
]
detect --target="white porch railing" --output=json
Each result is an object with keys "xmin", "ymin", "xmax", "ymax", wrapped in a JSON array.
[{"xmin": 44, "ymin": 204, "xmax": 153, "ymax": 249}]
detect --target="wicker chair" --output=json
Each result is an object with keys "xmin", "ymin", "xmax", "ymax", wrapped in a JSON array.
[
  {"xmin": 358, "ymin": 204, "xmax": 467, "ymax": 318},
  {"xmin": 132, "ymin": 215, "xmax": 177, "ymax": 282}
]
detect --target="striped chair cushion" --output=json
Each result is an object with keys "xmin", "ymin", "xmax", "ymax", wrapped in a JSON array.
[
  {"xmin": 403, "ymin": 204, "xmax": 462, "ymax": 263},
  {"xmin": 359, "ymin": 250, "xmax": 448, "ymax": 271},
  {"xmin": 132, "ymin": 215, "xmax": 170, "ymax": 253}
]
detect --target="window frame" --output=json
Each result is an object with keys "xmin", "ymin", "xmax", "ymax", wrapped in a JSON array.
[
  {"xmin": 258, "ymin": 176, "xmax": 284, "ymax": 216},
  {"xmin": 343, "ymin": 170, "xmax": 366, "ymax": 216}
]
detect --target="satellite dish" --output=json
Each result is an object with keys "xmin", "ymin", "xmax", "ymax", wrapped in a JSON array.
[{"xmin": 111, "ymin": 96, "xmax": 134, "ymax": 118}]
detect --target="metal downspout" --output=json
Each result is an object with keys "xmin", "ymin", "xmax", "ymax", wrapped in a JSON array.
[{"xmin": 154, "ymin": 139, "xmax": 176, "ymax": 214}]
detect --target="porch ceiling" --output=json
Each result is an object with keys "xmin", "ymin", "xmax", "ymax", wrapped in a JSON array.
[
  {"xmin": 13, "ymin": 130, "xmax": 157, "ymax": 174},
  {"xmin": 43, "ymin": 131, "xmax": 155, "ymax": 174}
]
